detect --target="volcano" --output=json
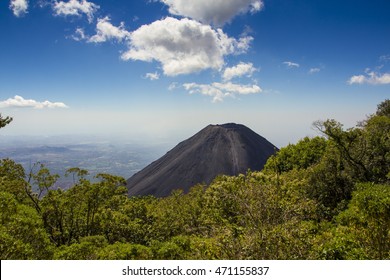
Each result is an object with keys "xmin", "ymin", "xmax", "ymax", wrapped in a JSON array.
[{"xmin": 126, "ymin": 123, "xmax": 277, "ymax": 197}]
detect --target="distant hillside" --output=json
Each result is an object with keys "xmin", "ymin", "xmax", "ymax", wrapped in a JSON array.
[{"xmin": 126, "ymin": 123, "xmax": 278, "ymax": 197}]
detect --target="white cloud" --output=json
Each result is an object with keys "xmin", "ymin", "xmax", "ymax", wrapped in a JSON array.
[
  {"xmin": 235, "ymin": 36, "xmax": 253, "ymax": 54},
  {"xmin": 0, "ymin": 95, "xmax": 68, "ymax": 109},
  {"xmin": 222, "ymin": 62, "xmax": 257, "ymax": 81},
  {"xmin": 348, "ymin": 75, "xmax": 366, "ymax": 84},
  {"xmin": 250, "ymin": 0, "xmax": 263, "ymax": 13},
  {"xmin": 168, "ymin": 82, "xmax": 179, "ymax": 91},
  {"xmin": 309, "ymin": 68, "xmax": 321, "ymax": 74},
  {"xmin": 348, "ymin": 71, "xmax": 390, "ymax": 85},
  {"xmin": 88, "ymin": 17, "xmax": 131, "ymax": 43},
  {"xmin": 183, "ymin": 81, "xmax": 261, "ymax": 102},
  {"xmin": 283, "ymin": 61, "xmax": 300, "ymax": 68},
  {"xmin": 71, "ymin": 28, "xmax": 87, "ymax": 41},
  {"xmin": 145, "ymin": 72, "xmax": 160, "ymax": 81},
  {"xmin": 159, "ymin": 0, "xmax": 264, "ymax": 26},
  {"xmin": 9, "ymin": 0, "xmax": 28, "ymax": 17},
  {"xmin": 53, "ymin": 0, "xmax": 99, "ymax": 23},
  {"xmin": 379, "ymin": 55, "xmax": 390, "ymax": 62},
  {"xmin": 122, "ymin": 17, "xmax": 252, "ymax": 76}
]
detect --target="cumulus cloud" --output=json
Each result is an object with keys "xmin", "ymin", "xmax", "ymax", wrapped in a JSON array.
[
  {"xmin": 122, "ymin": 17, "xmax": 252, "ymax": 76},
  {"xmin": 283, "ymin": 61, "xmax": 300, "ymax": 68},
  {"xmin": 348, "ymin": 75, "xmax": 366, "ymax": 85},
  {"xmin": 9, "ymin": 0, "xmax": 28, "ymax": 17},
  {"xmin": 53, "ymin": 0, "xmax": 99, "ymax": 23},
  {"xmin": 87, "ymin": 17, "xmax": 131, "ymax": 43},
  {"xmin": 0, "ymin": 95, "xmax": 69, "ymax": 109},
  {"xmin": 159, "ymin": 0, "xmax": 264, "ymax": 26},
  {"xmin": 145, "ymin": 72, "xmax": 160, "ymax": 81},
  {"xmin": 183, "ymin": 81, "xmax": 261, "ymax": 102},
  {"xmin": 222, "ymin": 62, "xmax": 257, "ymax": 81},
  {"xmin": 348, "ymin": 71, "xmax": 390, "ymax": 85}
]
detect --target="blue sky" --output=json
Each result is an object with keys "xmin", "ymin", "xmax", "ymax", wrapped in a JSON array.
[{"xmin": 1, "ymin": 0, "xmax": 389, "ymax": 147}]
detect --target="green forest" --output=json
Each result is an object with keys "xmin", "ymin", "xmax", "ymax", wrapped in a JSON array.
[{"xmin": 0, "ymin": 100, "xmax": 389, "ymax": 260}]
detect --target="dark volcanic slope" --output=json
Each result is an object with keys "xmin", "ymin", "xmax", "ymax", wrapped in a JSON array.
[{"xmin": 126, "ymin": 123, "xmax": 278, "ymax": 197}]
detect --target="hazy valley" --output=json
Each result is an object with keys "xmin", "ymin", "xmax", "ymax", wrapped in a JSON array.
[{"xmin": 0, "ymin": 135, "xmax": 169, "ymax": 189}]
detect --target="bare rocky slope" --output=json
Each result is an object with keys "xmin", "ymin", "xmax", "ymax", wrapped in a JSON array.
[{"xmin": 126, "ymin": 123, "xmax": 278, "ymax": 197}]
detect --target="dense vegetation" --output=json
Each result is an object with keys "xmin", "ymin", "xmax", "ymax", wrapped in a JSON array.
[{"xmin": 1, "ymin": 100, "xmax": 389, "ymax": 260}]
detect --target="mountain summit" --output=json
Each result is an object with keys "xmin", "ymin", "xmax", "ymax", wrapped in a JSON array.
[{"xmin": 126, "ymin": 123, "xmax": 278, "ymax": 197}]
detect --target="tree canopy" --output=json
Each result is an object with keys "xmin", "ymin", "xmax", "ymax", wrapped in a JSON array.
[{"xmin": 0, "ymin": 101, "xmax": 389, "ymax": 260}]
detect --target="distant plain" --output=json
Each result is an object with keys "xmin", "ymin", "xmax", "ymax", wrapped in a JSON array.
[{"xmin": 0, "ymin": 135, "xmax": 170, "ymax": 189}]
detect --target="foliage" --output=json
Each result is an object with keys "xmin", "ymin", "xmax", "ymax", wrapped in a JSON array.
[
  {"xmin": 0, "ymin": 113, "xmax": 13, "ymax": 129},
  {"xmin": 263, "ymin": 136, "xmax": 327, "ymax": 174},
  {"xmin": 0, "ymin": 159, "xmax": 30, "ymax": 204},
  {"xmin": 376, "ymin": 98, "xmax": 390, "ymax": 118},
  {"xmin": 0, "ymin": 100, "xmax": 389, "ymax": 260},
  {"xmin": 54, "ymin": 235, "xmax": 108, "ymax": 260},
  {"xmin": 336, "ymin": 183, "xmax": 390, "ymax": 259},
  {"xmin": 0, "ymin": 191, "xmax": 53, "ymax": 259}
]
